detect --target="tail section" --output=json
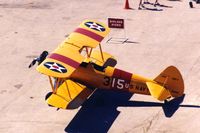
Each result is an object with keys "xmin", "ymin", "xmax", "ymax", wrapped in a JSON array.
[
  {"xmin": 146, "ymin": 82, "xmax": 171, "ymax": 101},
  {"xmin": 147, "ymin": 66, "xmax": 184, "ymax": 101},
  {"xmin": 154, "ymin": 66, "xmax": 184, "ymax": 98}
]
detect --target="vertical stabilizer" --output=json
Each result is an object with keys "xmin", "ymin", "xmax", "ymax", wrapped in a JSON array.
[{"xmin": 154, "ymin": 66, "xmax": 184, "ymax": 98}]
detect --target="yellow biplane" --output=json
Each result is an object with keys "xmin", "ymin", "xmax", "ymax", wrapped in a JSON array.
[{"xmin": 33, "ymin": 20, "xmax": 184, "ymax": 109}]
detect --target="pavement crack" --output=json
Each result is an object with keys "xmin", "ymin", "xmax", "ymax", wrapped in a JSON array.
[
  {"xmin": 142, "ymin": 111, "xmax": 161, "ymax": 133},
  {"xmin": 127, "ymin": 111, "xmax": 162, "ymax": 133},
  {"xmin": 185, "ymin": 54, "xmax": 200, "ymax": 80},
  {"xmin": 143, "ymin": 111, "xmax": 160, "ymax": 133}
]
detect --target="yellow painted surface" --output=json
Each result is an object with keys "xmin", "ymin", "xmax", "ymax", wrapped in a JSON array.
[
  {"xmin": 46, "ymin": 94, "xmax": 69, "ymax": 109},
  {"xmin": 66, "ymin": 20, "xmax": 110, "ymax": 48},
  {"xmin": 104, "ymin": 66, "xmax": 115, "ymax": 77},
  {"xmin": 36, "ymin": 20, "xmax": 110, "ymax": 78},
  {"xmin": 36, "ymin": 44, "xmax": 84, "ymax": 78},
  {"xmin": 79, "ymin": 20, "xmax": 110, "ymax": 37},
  {"xmin": 46, "ymin": 80, "xmax": 90, "ymax": 109},
  {"xmin": 146, "ymin": 82, "xmax": 171, "ymax": 101},
  {"xmin": 132, "ymin": 74, "xmax": 154, "ymax": 83},
  {"xmin": 90, "ymin": 50, "xmax": 115, "ymax": 66},
  {"xmin": 154, "ymin": 66, "xmax": 184, "ymax": 97}
]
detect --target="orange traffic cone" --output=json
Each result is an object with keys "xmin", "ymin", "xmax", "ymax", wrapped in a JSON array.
[{"xmin": 124, "ymin": 0, "xmax": 131, "ymax": 9}]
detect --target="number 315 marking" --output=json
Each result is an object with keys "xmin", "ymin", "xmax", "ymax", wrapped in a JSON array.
[{"xmin": 103, "ymin": 76, "xmax": 129, "ymax": 90}]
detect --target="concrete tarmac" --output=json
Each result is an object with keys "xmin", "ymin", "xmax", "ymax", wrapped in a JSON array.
[{"xmin": 0, "ymin": 0, "xmax": 200, "ymax": 132}]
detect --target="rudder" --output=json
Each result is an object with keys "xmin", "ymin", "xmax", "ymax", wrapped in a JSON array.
[{"xmin": 154, "ymin": 66, "xmax": 184, "ymax": 98}]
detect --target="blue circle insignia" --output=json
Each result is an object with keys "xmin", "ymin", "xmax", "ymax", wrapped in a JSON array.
[
  {"xmin": 85, "ymin": 22, "xmax": 105, "ymax": 32},
  {"xmin": 44, "ymin": 62, "xmax": 67, "ymax": 73}
]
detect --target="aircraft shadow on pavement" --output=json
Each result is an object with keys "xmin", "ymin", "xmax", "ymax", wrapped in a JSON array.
[
  {"xmin": 65, "ymin": 89, "xmax": 133, "ymax": 133},
  {"xmin": 121, "ymin": 94, "xmax": 200, "ymax": 117},
  {"xmin": 65, "ymin": 91, "xmax": 199, "ymax": 133}
]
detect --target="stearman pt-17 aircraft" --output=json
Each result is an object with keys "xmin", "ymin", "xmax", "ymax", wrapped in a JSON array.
[{"xmin": 33, "ymin": 20, "xmax": 184, "ymax": 110}]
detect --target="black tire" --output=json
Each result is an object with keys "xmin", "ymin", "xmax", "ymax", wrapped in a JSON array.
[
  {"xmin": 45, "ymin": 92, "xmax": 53, "ymax": 100},
  {"xmin": 45, "ymin": 92, "xmax": 54, "ymax": 107}
]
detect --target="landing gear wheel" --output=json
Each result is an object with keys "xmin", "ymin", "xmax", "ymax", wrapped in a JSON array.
[
  {"xmin": 45, "ymin": 92, "xmax": 53, "ymax": 100},
  {"xmin": 45, "ymin": 92, "xmax": 53, "ymax": 107}
]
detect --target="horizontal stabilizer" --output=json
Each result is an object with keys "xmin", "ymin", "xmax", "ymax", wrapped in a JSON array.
[{"xmin": 146, "ymin": 82, "xmax": 171, "ymax": 101}]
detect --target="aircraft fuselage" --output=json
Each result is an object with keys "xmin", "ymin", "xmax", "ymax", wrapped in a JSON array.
[{"xmin": 71, "ymin": 63, "xmax": 152, "ymax": 96}]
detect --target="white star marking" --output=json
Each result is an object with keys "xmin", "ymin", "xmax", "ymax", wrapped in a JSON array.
[
  {"xmin": 45, "ymin": 63, "xmax": 66, "ymax": 73},
  {"xmin": 86, "ymin": 22, "xmax": 104, "ymax": 32}
]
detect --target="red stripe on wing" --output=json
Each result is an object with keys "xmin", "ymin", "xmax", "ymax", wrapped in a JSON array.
[
  {"xmin": 48, "ymin": 53, "xmax": 80, "ymax": 68},
  {"xmin": 74, "ymin": 28, "xmax": 104, "ymax": 42}
]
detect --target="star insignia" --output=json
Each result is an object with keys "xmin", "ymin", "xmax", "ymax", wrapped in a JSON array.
[
  {"xmin": 85, "ymin": 22, "xmax": 105, "ymax": 32},
  {"xmin": 44, "ymin": 62, "xmax": 67, "ymax": 73}
]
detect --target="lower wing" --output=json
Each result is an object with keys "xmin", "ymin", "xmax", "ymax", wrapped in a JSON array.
[{"xmin": 45, "ymin": 79, "xmax": 95, "ymax": 109}]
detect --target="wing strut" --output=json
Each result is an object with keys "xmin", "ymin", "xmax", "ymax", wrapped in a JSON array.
[
  {"xmin": 89, "ymin": 48, "xmax": 93, "ymax": 57},
  {"xmin": 54, "ymin": 78, "xmax": 62, "ymax": 93},
  {"xmin": 48, "ymin": 76, "xmax": 64, "ymax": 94},
  {"xmin": 65, "ymin": 81, "xmax": 72, "ymax": 100},
  {"xmin": 99, "ymin": 43, "xmax": 105, "ymax": 62},
  {"xmin": 86, "ymin": 47, "xmax": 89, "ymax": 57},
  {"xmin": 48, "ymin": 76, "xmax": 54, "ymax": 93}
]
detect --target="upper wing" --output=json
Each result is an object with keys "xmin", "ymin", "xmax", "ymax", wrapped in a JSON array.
[
  {"xmin": 46, "ymin": 79, "xmax": 95, "ymax": 109},
  {"xmin": 36, "ymin": 44, "xmax": 84, "ymax": 78},
  {"xmin": 89, "ymin": 50, "xmax": 117, "ymax": 67},
  {"xmin": 66, "ymin": 20, "xmax": 110, "ymax": 48},
  {"xmin": 36, "ymin": 20, "xmax": 110, "ymax": 78}
]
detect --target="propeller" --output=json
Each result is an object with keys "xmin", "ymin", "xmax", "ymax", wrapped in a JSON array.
[{"xmin": 28, "ymin": 51, "xmax": 49, "ymax": 68}]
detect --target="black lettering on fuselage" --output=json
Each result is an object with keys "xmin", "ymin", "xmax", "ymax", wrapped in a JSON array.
[
  {"xmin": 129, "ymin": 83, "xmax": 147, "ymax": 92},
  {"xmin": 103, "ymin": 76, "xmax": 111, "ymax": 86}
]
